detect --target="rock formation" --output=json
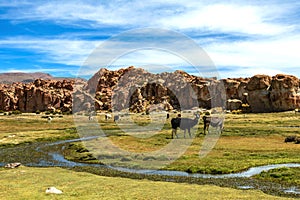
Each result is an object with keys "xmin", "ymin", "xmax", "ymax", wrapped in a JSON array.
[
  {"xmin": 0, "ymin": 67, "xmax": 299, "ymax": 113},
  {"xmin": 0, "ymin": 79, "xmax": 75, "ymax": 113},
  {"xmin": 246, "ymin": 74, "xmax": 300, "ymax": 112}
]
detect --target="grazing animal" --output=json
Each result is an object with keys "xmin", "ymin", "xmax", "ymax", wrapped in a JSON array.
[
  {"xmin": 114, "ymin": 115, "xmax": 120, "ymax": 122},
  {"xmin": 88, "ymin": 112, "xmax": 93, "ymax": 120},
  {"xmin": 105, "ymin": 113, "xmax": 112, "ymax": 120},
  {"xmin": 202, "ymin": 115, "xmax": 224, "ymax": 134},
  {"xmin": 171, "ymin": 114, "xmax": 200, "ymax": 138},
  {"xmin": 47, "ymin": 116, "xmax": 52, "ymax": 123}
]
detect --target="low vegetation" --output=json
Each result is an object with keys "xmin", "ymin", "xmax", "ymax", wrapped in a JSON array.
[
  {"xmin": 0, "ymin": 115, "xmax": 77, "ymax": 147},
  {"xmin": 0, "ymin": 111, "xmax": 299, "ymax": 199},
  {"xmin": 66, "ymin": 112, "xmax": 300, "ymax": 174},
  {"xmin": 255, "ymin": 167, "xmax": 300, "ymax": 186},
  {"xmin": 0, "ymin": 166, "xmax": 293, "ymax": 200},
  {"xmin": 64, "ymin": 143, "xmax": 100, "ymax": 164}
]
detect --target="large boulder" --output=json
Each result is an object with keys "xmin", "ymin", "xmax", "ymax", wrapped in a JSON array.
[
  {"xmin": 270, "ymin": 74, "xmax": 300, "ymax": 111},
  {"xmin": 227, "ymin": 99, "xmax": 242, "ymax": 111},
  {"xmin": 245, "ymin": 74, "xmax": 300, "ymax": 112},
  {"xmin": 246, "ymin": 75, "xmax": 273, "ymax": 112}
]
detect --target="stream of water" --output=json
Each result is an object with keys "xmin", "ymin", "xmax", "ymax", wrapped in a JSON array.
[{"xmin": 1, "ymin": 136, "xmax": 299, "ymax": 196}]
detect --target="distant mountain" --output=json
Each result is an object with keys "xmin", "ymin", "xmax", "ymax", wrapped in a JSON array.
[
  {"xmin": 0, "ymin": 72, "xmax": 86, "ymax": 84},
  {"xmin": 0, "ymin": 72, "xmax": 54, "ymax": 84}
]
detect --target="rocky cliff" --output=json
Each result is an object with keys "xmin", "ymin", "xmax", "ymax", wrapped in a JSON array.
[
  {"xmin": 0, "ymin": 79, "xmax": 75, "ymax": 113},
  {"xmin": 246, "ymin": 74, "xmax": 300, "ymax": 112},
  {"xmin": 0, "ymin": 67, "xmax": 299, "ymax": 113},
  {"xmin": 83, "ymin": 67, "xmax": 300, "ymax": 113}
]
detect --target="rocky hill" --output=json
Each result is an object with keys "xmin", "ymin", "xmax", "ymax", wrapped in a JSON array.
[
  {"xmin": 0, "ymin": 67, "xmax": 299, "ymax": 113},
  {"xmin": 0, "ymin": 79, "xmax": 75, "ymax": 113},
  {"xmin": 0, "ymin": 72, "xmax": 54, "ymax": 84},
  {"xmin": 81, "ymin": 67, "xmax": 300, "ymax": 113}
]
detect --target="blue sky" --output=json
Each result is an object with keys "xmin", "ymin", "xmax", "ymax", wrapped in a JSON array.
[{"xmin": 0, "ymin": 0, "xmax": 300, "ymax": 79}]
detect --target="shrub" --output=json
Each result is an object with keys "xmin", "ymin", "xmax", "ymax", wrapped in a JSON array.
[
  {"xmin": 145, "ymin": 110, "xmax": 150, "ymax": 115},
  {"xmin": 232, "ymin": 110, "xmax": 243, "ymax": 114},
  {"xmin": 35, "ymin": 110, "xmax": 41, "ymax": 114},
  {"xmin": 11, "ymin": 110, "xmax": 22, "ymax": 115},
  {"xmin": 241, "ymin": 103, "xmax": 251, "ymax": 113},
  {"xmin": 62, "ymin": 111, "xmax": 72, "ymax": 115},
  {"xmin": 55, "ymin": 111, "xmax": 62, "ymax": 115},
  {"xmin": 284, "ymin": 135, "xmax": 297, "ymax": 143}
]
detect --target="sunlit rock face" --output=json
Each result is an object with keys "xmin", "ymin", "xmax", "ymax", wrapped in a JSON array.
[
  {"xmin": 0, "ymin": 67, "xmax": 299, "ymax": 113},
  {"xmin": 245, "ymin": 74, "xmax": 300, "ymax": 112},
  {"xmin": 0, "ymin": 79, "xmax": 75, "ymax": 113}
]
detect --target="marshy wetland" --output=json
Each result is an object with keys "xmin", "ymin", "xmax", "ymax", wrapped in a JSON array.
[{"xmin": 0, "ymin": 111, "xmax": 299, "ymax": 199}]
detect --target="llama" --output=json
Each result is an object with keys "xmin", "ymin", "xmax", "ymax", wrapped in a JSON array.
[
  {"xmin": 202, "ymin": 115, "xmax": 224, "ymax": 134},
  {"xmin": 114, "ymin": 115, "xmax": 120, "ymax": 122},
  {"xmin": 47, "ymin": 116, "xmax": 52, "ymax": 123},
  {"xmin": 88, "ymin": 112, "xmax": 93, "ymax": 120},
  {"xmin": 105, "ymin": 113, "xmax": 112, "ymax": 120},
  {"xmin": 171, "ymin": 113, "xmax": 200, "ymax": 139}
]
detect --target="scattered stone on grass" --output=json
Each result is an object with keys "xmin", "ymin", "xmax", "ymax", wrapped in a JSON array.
[
  {"xmin": 45, "ymin": 187, "xmax": 63, "ymax": 194},
  {"xmin": 4, "ymin": 162, "xmax": 21, "ymax": 169}
]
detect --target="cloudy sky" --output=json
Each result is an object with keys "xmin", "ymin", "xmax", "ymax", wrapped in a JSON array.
[{"xmin": 0, "ymin": 0, "xmax": 300, "ymax": 79}]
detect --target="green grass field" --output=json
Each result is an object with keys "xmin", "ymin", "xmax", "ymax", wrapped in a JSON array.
[
  {"xmin": 0, "ymin": 114, "xmax": 77, "ymax": 147},
  {"xmin": 67, "ymin": 112, "xmax": 300, "ymax": 174},
  {"xmin": 0, "ymin": 166, "xmax": 293, "ymax": 200},
  {"xmin": 0, "ymin": 111, "xmax": 299, "ymax": 199}
]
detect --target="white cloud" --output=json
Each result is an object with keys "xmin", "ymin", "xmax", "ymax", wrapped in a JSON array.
[
  {"xmin": 2, "ymin": 33, "xmax": 300, "ymax": 78},
  {"xmin": 0, "ymin": 38, "xmax": 100, "ymax": 66},
  {"xmin": 1, "ymin": 1, "xmax": 294, "ymax": 36},
  {"xmin": 203, "ymin": 35, "xmax": 300, "ymax": 78},
  {"xmin": 1, "ymin": 1, "xmax": 300, "ymax": 78},
  {"xmin": 1, "ymin": 67, "xmax": 74, "ymax": 74},
  {"xmin": 160, "ymin": 3, "xmax": 293, "ymax": 35},
  {"xmin": 1, "ymin": 1, "xmax": 151, "ymax": 27}
]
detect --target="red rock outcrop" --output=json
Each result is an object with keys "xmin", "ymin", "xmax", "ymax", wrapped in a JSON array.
[
  {"xmin": 270, "ymin": 74, "xmax": 300, "ymax": 112},
  {"xmin": 0, "ymin": 67, "xmax": 299, "ymax": 113},
  {"xmin": 0, "ymin": 79, "xmax": 75, "ymax": 113},
  {"xmin": 86, "ymin": 67, "xmax": 300, "ymax": 113},
  {"xmin": 84, "ymin": 67, "xmax": 229, "ymax": 112},
  {"xmin": 245, "ymin": 74, "xmax": 300, "ymax": 112}
]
